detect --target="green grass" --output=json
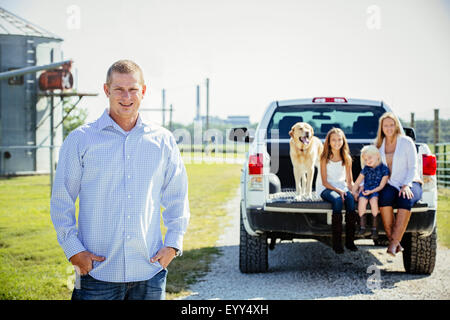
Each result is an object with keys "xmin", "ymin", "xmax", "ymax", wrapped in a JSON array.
[
  {"xmin": 1, "ymin": 165, "xmax": 449, "ymax": 300},
  {"xmin": 0, "ymin": 176, "xmax": 70, "ymax": 300},
  {"xmin": 180, "ymin": 151, "xmax": 246, "ymax": 161},
  {"xmin": 437, "ymin": 188, "xmax": 450, "ymax": 248},
  {"xmin": 0, "ymin": 163, "xmax": 241, "ymax": 300},
  {"xmin": 165, "ymin": 163, "xmax": 242, "ymax": 299}
]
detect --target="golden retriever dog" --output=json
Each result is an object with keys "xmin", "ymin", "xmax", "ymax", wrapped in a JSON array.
[{"xmin": 289, "ymin": 122, "xmax": 323, "ymax": 198}]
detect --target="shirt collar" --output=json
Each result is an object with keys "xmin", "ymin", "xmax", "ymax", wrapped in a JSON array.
[{"xmin": 97, "ymin": 108, "xmax": 146, "ymax": 133}]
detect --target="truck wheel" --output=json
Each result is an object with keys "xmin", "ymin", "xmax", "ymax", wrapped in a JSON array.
[
  {"xmin": 239, "ymin": 208, "xmax": 268, "ymax": 273},
  {"xmin": 402, "ymin": 227, "xmax": 437, "ymax": 275}
]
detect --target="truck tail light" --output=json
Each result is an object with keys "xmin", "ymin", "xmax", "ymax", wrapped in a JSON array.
[
  {"xmin": 249, "ymin": 153, "xmax": 263, "ymax": 175},
  {"xmin": 313, "ymin": 97, "xmax": 348, "ymax": 103},
  {"xmin": 422, "ymin": 154, "xmax": 437, "ymax": 176}
]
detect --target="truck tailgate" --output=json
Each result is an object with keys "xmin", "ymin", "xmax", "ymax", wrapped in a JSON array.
[{"xmin": 265, "ymin": 189, "xmax": 429, "ymax": 222}]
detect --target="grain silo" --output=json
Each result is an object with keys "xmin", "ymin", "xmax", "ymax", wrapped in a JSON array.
[{"xmin": 0, "ymin": 7, "xmax": 65, "ymax": 175}]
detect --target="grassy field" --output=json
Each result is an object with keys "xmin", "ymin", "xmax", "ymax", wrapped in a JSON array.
[
  {"xmin": 437, "ymin": 188, "xmax": 450, "ymax": 248},
  {"xmin": 0, "ymin": 164, "xmax": 449, "ymax": 300},
  {"xmin": 0, "ymin": 163, "xmax": 241, "ymax": 300}
]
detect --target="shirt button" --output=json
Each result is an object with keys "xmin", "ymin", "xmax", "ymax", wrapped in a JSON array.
[
  {"xmin": 128, "ymin": 195, "xmax": 131, "ymax": 199},
  {"xmin": 127, "ymin": 155, "xmax": 130, "ymax": 159},
  {"xmin": 127, "ymin": 235, "xmax": 130, "ymax": 239},
  {"xmin": 127, "ymin": 175, "xmax": 131, "ymax": 179},
  {"xmin": 127, "ymin": 215, "xmax": 131, "ymax": 219}
]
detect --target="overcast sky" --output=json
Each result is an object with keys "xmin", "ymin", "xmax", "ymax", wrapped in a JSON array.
[{"xmin": 1, "ymin": 0, "xmax": 449, "ymax": 125}]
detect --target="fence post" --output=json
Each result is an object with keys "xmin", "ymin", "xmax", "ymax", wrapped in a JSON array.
[
  {"xmin": 436, "ymin": 144, "xmax": 440, "ymax": 187},
  {"xmin": 445, "ymin": 144, "xmax": 448, "ymax": 187},
  {"xmin": 434, "ymin": 109, "xmax": 439, "ymax": 153}
]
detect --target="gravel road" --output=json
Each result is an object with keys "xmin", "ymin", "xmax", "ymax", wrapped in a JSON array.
[{"xmin": 179, "ymin": 189, "xmax": 450, "ymax": 300}]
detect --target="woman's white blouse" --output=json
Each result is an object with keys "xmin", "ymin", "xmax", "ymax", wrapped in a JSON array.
[{"xmin": 378, "ymin": 135, "xmax": 421, "ymax": 191}]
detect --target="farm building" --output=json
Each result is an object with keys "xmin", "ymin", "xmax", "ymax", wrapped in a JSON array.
[{"xmin": 0, "ymin": 6, "xmax": 65, "ymax": 175}]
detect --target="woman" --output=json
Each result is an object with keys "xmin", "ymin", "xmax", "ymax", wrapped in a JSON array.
[{"xmin": 375, "ymin": 112, "xmax": 423, "ymax": 256}]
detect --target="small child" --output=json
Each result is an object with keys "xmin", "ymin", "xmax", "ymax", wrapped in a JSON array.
[{"xmin": 352, "ymin": 145, "xmax": 390, "ymax": 240}]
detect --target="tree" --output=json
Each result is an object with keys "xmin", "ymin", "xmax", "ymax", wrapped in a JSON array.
[
  {"xmin": 63, "ymin": 98, "xmax": 88, "ymax": 139},
  {"xmin": 400, "ymin": 117, "xmax": 450, "ymax": 144}
]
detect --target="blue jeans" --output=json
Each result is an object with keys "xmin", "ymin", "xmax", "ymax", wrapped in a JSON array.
[
  {"xmin": 71, "ymin": 269, "xmax": 167, "ymax": 300},
  {"xmin": 321, "ymin": 189, "xmax": 356, "ymax": 214},
  {"xmin": 379, "ymin": 182, "xmax": 422, "ymax": 211}
]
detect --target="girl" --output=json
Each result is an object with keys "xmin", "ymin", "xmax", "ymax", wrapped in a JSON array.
[
  {"xmin": 352, "ymin": 145, "xmax": 390, "ymax": 240},
  {"xmin": 317, "ymin": 128, "xmax": 357, "ymax": 253}
]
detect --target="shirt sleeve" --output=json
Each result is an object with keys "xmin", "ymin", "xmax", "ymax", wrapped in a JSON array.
[
  {"xmin": 50, "ymin": 131, "xmax": 86, "ymax": 261},
  {"xmin": 160, "ymin": 134, "xmax": 190, "ymax": 255},
  {"xmin": 361, "ymin": 166, "xmax": 368, "ymax": 176},
  {"xmin": 402, "ymin": 137, "xmax": 419, "ymax": 187}
]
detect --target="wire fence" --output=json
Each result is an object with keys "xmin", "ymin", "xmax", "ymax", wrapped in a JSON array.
[{"xmin": 436, "ymin": 142, "xmax": 450, "ymax": 188}]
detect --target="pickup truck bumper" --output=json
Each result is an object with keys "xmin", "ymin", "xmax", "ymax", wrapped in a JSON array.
[{"xmin": 246, "ymin": 202, "xmax": 436, "ymax": 237}]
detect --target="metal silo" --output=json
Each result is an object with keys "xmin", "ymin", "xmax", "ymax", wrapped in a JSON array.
[{"xmin": 0, "ymin": 7, "xmax": 64, "ymax": 175}]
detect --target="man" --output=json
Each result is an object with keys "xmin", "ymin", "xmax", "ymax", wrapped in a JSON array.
[{"xmin": 50, "ymin": 60, "xmax": 190, "ymax": 300}]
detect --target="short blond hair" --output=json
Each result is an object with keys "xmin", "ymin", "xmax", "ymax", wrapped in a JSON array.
[
  {"xmin": 106, "ymin": 59, "xmax": 145, "ymax": 85},
  {"xmin": 360, "ymin": 145, "xmax": 381, "ymax": 168},
  {"xmin": 374, "ymin": 112, "xmax": 403, "ymax": 148}
]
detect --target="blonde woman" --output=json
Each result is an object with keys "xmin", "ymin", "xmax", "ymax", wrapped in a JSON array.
[
  {"xmin": 352, "ymin": 145, "xmax": 390, "ymax": 240},
  {"xmin": 375, "ymin": 112, "xmax": 423, "ymax": 256}
]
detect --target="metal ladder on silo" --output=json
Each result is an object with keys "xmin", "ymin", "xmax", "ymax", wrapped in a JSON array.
[{"xmin": 24, "ymin": 38, "xmax": 36, "ymax": 165}]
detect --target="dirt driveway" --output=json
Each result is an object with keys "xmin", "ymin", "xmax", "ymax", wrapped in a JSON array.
[{"xmin": 180, "ymin": 190, "xmax": 450, "ymax": 300}]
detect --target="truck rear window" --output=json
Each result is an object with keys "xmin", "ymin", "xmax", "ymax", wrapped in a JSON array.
[{"xmin": 267, "ymin": 104, "xmax": 386, "ymax": 140}]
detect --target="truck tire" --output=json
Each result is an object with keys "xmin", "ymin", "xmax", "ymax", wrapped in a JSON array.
[
  {"xmin": 239, "ymin": 208, "xmax": 268, "ymax": 273},
  {"xmin": 402, "ymin": 227, "xmax": 437, "ymax": 275}
]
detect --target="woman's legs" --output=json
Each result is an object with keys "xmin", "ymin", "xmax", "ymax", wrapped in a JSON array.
[
  {"xmin": 378, "ymin": 183, "xmax": 398, "ymax": 254},
  {"xmin": 380, "ymin": 206, "xmax": 399, "ymax": 255},
  {"xmin": 384, "ymin": 182, "xmax": 422, "ymax": 255},
  {"xmin": 379, "ymin": 184, "xmax": 397, "ymax": 241},
  {"xmin": 380, "ymin": 206, "xmax": 394, "ymax": 239},
  {"xmin": 389, "ymin": 183, "xmax": 422, "ymax": 252},
  {"xmin": 391, "ymin": 209, "xmax": 412, "ymax": 243}
]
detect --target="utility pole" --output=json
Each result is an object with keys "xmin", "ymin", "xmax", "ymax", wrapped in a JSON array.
[
  {"xmin": 434, "ymin": 109, "xmax": 439, "ymax": 152},
  {"xmin": 410, "ymin": 112, "xmax": 415, "ymax": 129},
  {"xmin": 49, "ymin": 49, "xmax": 54, "ymax": 195},
  {"xmin": 169, "ymin": 104, "xmax": 173, "ymax": 131},
  {"xmin": 196, "ymin": 85, "xmax": 200, "ymax": 122},
  {"xmin": 50, "ymin": 95, "xmax": 54, "ymax": 194},
  {"xmin": 206, "ymin": 78, "xmax": 210, "ymax": 131}
]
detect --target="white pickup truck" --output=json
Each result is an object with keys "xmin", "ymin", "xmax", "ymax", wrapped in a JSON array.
[{"xmin": 230, "ymin": 97, "xmax": 438, "ymax": 275}]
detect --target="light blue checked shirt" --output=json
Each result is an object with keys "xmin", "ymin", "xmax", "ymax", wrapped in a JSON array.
[{"xmin": 50, "ymin": 109, "xmax": 190, "ymax": 283}]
